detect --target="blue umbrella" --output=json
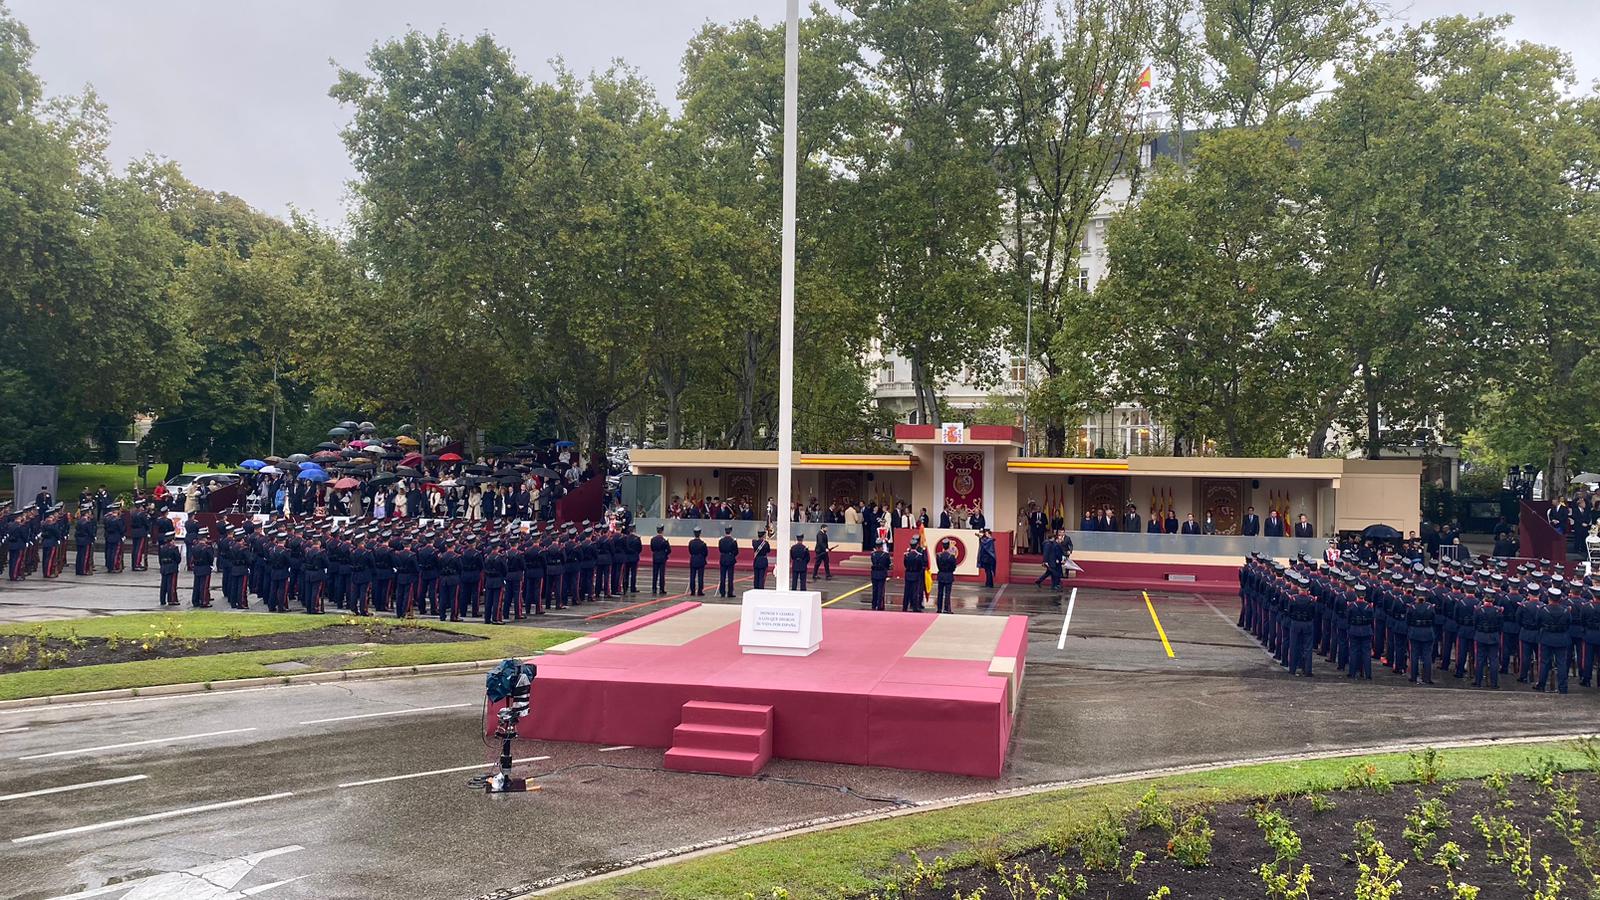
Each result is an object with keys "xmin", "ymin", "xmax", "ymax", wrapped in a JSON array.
[
  {"xmin": 298, "ymin": 468, "xmax": 330, "ymax": 482},
  {"xmin": 554, "ymin": 440, "xmax": 575, "ymax": 448},
  {"xmin": 240, "ymin": 459, "xmax": 267, "ymax": 470},
  {"xmin": 297, "ymin": 461, "xmax": 323, "ymax": 471}
]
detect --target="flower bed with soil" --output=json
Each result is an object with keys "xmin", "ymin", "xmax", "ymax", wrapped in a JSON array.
[
  {"xmin": 0, "ymin": 619, "xmax": 479, "ymax": 673},
  {"xmin": 879, "ymin": 753, "xmax": 1599, "ymax": 900}
]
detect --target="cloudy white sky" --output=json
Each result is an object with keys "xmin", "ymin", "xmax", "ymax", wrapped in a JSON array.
[{"xmin": 10, "ymin": 0, "xmax": 1596, "ymax": 227}]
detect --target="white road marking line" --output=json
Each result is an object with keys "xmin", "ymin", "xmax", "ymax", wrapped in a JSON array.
[
  {"xmin": 12, "ymin": 792, "xmax": 294, "ymax": 844},
  {"xmin": 19, "ymin": 728, "xmax": 256, "ymax": 761},
  {"xmin": 1056, "ymin": 587, "xmax": 1078, "ymax": 650},
  {"xmin": 298, "ymin": 703, "xmax": 473, "ymax": 725},
  {"xmin": 598, "ymin": 745, "xmax": 633, "ymax": 752},
  {"xmin": 337, "ymin": 756, "xmax": 549, "ymax": 788},
  {"xmin": 1201, "ymin": 597, "xmax": 1277, "ymax": 661},
  {"xmin": 43, "ymin": 844, "xmax": 304, "ymax": 899},
  {"xmin": 0, "ymin": 774, "xmax": 148, "ymax": 803},
  {"xmin": 0, "ymin": 726, "xmax": 31, "ymax": 734}
]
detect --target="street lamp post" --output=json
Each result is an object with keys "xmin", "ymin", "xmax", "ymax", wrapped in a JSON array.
[
  {"xmin": 1020, "ymin": 251, "xmax": 1037, "ymax": 457},
  {"xmin": 773, "ymin": 0, "xmax": 800, "ymax": 589}
]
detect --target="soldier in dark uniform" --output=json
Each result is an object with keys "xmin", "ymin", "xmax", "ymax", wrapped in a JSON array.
[
  {"xmin": 717, "ymin": 526, "xmax": 739, "ymax": 597},
  {"xmin": 416, "ymin": 538, "xmax": 439, "ymax": 616},
  {"xmin": 102, "ymin": 510, "xmax": 125, "ymax": 573},
  {"xmin": 687, "ymin": 527, "xmax": 708, "ymax": 596},
  {"xmin": 1405, "ymin": 583, "xmax": 1436, "ymax": 684},
  {"xmin": 460, "ymin": 537, "xmax": 483, "ymax": 616},
  {"xmin": 623, "ymin": 525, "xmax": 642, "ymax": 593},
  {"xmin": 608, "ymin": 529, "xmax": 626, "ymax": 597},
  {"xmin": 579, "ymin": 528, "xmax": 599, "ymax": 601},
  {"xmin": 1451, "ymin": 580, "xmax": 1479, "ymax": 679},
  {"xmin": 1535, "ymin": 587, "xmax": 1571, "ymax": 694},
  {"xmin": 302, "ymin": 537, "xmax": 327, "ymax": 614},
  {"xmin": 789, "ymin": 533, "xmax": 810, "ymax": 591},
  {"xmin": 394, "ymin": 539, "xmax": 418, "ymax": 618},
  {"xmin": 593, "ymin": 529, "xmax": 613, "ymax": 599},
  {"xmin": 481, "ymin": 542, "xmax": 506, "ymax": 624},
  {"xmin": 934, "ymin": 539, "xmax": 957, "ymax": 614},
  {"xmin": 39, "ymin": 512, "xmax": 62, "ymax": 579},
  {"xmin": 869, "ymin": 541, "xmax": 891, "ymax": 610},
  {"xmin": 751, "ymin": 530, "xmax": 770, "ymax": 590},
  {"xmin": 1517, "ymin": 583, "xmax": 1544, "ymax": 682},
  {"xmin": 1498, "ymin": 580, "xmax": 1521, "ymax": 676},
  {"xmin": 157, "ymin": 535, "xmax": 182, "ymax": 607},
  {"xmin": 812, "ymin": 525, "xmax": 831, "ymax": 581},
  {"xmin": 650, "ymin": 526, "xmax": 670, "ymax": 594},
  {"xmin": 977, "ymin": 529, "xmax": 997, "ymax": 587},
  {"xmin": 438, "ymin": 540, "xmax": 461, "ymax": 620},
  {"xmin": 523, "ymin": 537, "xmax": 545, "ymax": 615},
  {"xmin": 350, "ymin": 537, "xmax": 374, "ymax": 616},
  {"xmin": 1472, "ymin": 589, "xmax": 1504, "ymax": 688},
  {"xmin": 559, "ymin": 530, "xmax": 579, "ymax": 608},
  {"xmin": 505, "ymin": 537, "xmax": 525, "ymax": 619},
  {"xmin": 129, "ymin": 504, "xmax": 150, "ymax": 571},
  {"xmin": 189, "ymin": 529, "xmax": 215, "ymax": 607},
  {"xmin": 901, "ymin": 537, "xmax": 928, "ymax": 612},
  {"xmin": 268, "ymin": 535, "xmax": 291, "ymax": 612},
  {"xmin": 1580, "ymin": 586, "xmax": 1600, "ymax": 687},
  {"xmin": 1346, "ymin": 585, "xmax": 1374, "ymax": 679}
]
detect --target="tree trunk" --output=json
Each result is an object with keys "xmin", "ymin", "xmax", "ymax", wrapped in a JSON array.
[
  {"xmin": 664, "ymin": 388, "xmax": 684, "ymax": 449},
  {"xmin": 1045, "ymin": 422, "xmax": 1066, "ymax": 458},
  {"xmin": 587, "ymin": 407, "xmax": 611, "ymax": 470},
  {"xmin": 735, "ymin": 330, "xmax": 758, "ymax": 450},
  {"xmin": 1550, "ymin": 437, "xmax": 1571, "ymax": 503},
  {"xmin": 1306, "ymin": 421, "xmax": 1332, "ymax": 459},
  {"xmin": 1363, "ymin": 374, "xmax": 1382, "ymax": 459}
]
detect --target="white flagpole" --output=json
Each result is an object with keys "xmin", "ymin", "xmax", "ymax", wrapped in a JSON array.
[{"xmin": 773, "ymin": 0, "xmax": 800, "ymax": 591}]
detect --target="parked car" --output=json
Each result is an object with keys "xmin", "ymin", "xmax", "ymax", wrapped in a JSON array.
[{"xmin": 159, "ymin": 472, "xmax": 240, "ymax": 501}]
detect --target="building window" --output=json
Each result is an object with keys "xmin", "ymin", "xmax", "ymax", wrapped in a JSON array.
[
  {"xmin": 1009, "ymin": 355, "xmax": 1026, "ymax": 385},
  {"xmin": 1074, "ymin": 268, "xmax": 1090, "ymax": 292},
  {"xmin": 877, "ymin": 361, "xmax": 895, "ymax": 385}
]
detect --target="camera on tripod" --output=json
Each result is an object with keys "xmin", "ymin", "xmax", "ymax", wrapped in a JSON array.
[{"xmin": 484, "ymin": 658, "xmax": 537, "ymax": 794}]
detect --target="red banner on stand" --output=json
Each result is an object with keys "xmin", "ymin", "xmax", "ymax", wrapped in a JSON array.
[{"xmin": 943, "ymin": 451, "xmax": 984, "ymax": 518}]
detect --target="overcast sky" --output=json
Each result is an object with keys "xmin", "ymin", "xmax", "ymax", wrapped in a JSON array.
[{"xmin": 10, "ymin": 0, "xmax": 1597, "ymax": 227}]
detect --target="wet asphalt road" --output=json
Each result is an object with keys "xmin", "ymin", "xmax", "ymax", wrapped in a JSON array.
[{"xmin": 2, "ymin": 569, "xmax": 1597, "ymax": 899}]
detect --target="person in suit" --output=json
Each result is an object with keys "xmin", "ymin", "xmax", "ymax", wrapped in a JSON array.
[
  {"xmin": 687, "ymin": 527, "xmax": 708, "ymax": 596},
  {"xmin": 789, "ymin": 533, "xmax": 810, "ymax": 591},
  {"xmin": 1122, "ymin": 505, "xmax": 1141, "ymax": 533},
  {"xmin": 1079, "ymin": 510, "xmax": 1096, "ymax": 531},
  {"xmin": 1264, "ymin": 511, "xmax": 1286, "ymax": 537},
  {"xmin": 1026, "ymin": 503, "xmax": 1047, "ymax": 555},
  {"xmin": 751, "ymin": 530, "xmax": 770, "ymax": 590},
  {"xmin": 1098, "ymin": 507, "xmax": 1118, "ymax": 532},
  {"xmin": 1180, "ymin": 514, "xmax": 1201, "ymax": 535},
  {"xmin": 1294, "ymin": 514, "xmax": 1315, "ymax": 538},
  {"xmin": 934, "ymin": 539, "xmax": 957, "ymax": 614},
  {"xmin": 1162, "ymin": 510, "xmax": 1179, "ymax": 536},
  {"xmin": 902, "ymin": 537, "xmax": 927, "ymax": 612},
  {"xmin": 968, "ymin": 508, "xmax": 986, "ymax": 530},
  {"xmin": 869, "ymin": 541, "xmax": 891, "ymax": 610},
  {"xmin": 1242, "ymin": 506, "xmax": 1260, "ymax": 537},
  {"xmin": 812, "ymin": 525, "xmax": 831, "ymax": 581},
  {"xmin": 1146, "ymin": 509, "xmax": 1162, "ymax": 534},
  {"xmin": 977, "ymin": 528, "xmax": 997, "ymax": 588},
  {"xmin": 938, "ymin": 507, "xmax": 951, "ymax": 529},
  {"xmin": 717, "ymin": 526, "xmax": 739, "ymax": 597},
  {"xmin": 1203, "ymin": 513, "xmax": 1218, "ymax": 535}
]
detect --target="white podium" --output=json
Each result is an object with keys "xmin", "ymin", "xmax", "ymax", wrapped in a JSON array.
[{"xmin": 739, "ymin": 589, "xmax": 823, "ymax": 656}]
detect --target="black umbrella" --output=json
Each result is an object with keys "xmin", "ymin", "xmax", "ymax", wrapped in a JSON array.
[
  {"xmin": 1361, "ymin": 524, "xmax": 1403, "ymax": 542},
  {"xmin": 527, "ymin": 467, "xmax": 559, "ymax": 478},
  {"xmin": 399, "ymin": 423, "xmax": 415, "ymax": 434},
  {"xmin": 338, "ymin": 420, "xmax": 360, "ymax": 430},
  {"xmin": 340, "ymin": 449, "xmax": 364, "ymax": 459},
  {"xmin": 419, "ymin": 476, "xmax": 439, "ymax": 484},
  {"xmin": 358, "ymin": 421, "xmax": 376, "ymax": 432},
  {"xmin": 424, "ymin": 454, "xmax": 441, "ymax": 462},
  {"xmin": 368, "ymin": 472, "xmax": 400, "ymax": 487},
  {"xmin": 465, "ymin": 464, "xmax": 493, "ymax": 475},
  {"xmin": 381, "ymin": 452, "xmax": 403, "ymax": 461},
  {"xmin": 487, "ymin": 444, "xmax": 511, "ymax": 456},
  {"xmin": 328, "ymin": 426, "xmax": 351, "ymax": 437},
  {"xmin": 315, "ymin": 441, "xmax": 340, "ymax": 451},
  {"xmin": 496, "ymin": 473, "xmax": 522, "ymax": 485},
  {"xmin": 461, "ymin": 475, "xmax": 488, "ymax": 486},
  {"xmin": 396, "ymin": 466, "xmax": 420, "ymax": 477}
]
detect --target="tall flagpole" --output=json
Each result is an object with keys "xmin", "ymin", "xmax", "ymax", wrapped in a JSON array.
[{"xmin": 773, "ymin": 0, "xmax": 800, "ymax": 591}]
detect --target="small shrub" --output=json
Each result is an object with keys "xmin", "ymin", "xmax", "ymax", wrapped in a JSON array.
[
  {"xmin": 1483, "ymin": 770, "xmax": 1516, "ymax": 809},
  {"xmin": 1079, "ymin": 808, "xmax": 1126, "ymax": 872},
  {"xmin": 1344, "ymin": 761, "xmax": 1394, "ymax": 794},
  {"xmin": 972, "ymin": 836, "xmax": 1004, "ymax": 872},
  {"xmin": 1403, "ymin": 792, "xmax": 1452, "ymax": 861},
  {"xmin": 1526, "ymin": 755, "xmax": 1562, "ymax": 795},
  {"xmin": 1533, "ymin": 855, "xmax": 1568, "ymax": 900},
  {"xmin": 1146, "ymin": 888, "xmax": 1171, "ymax": 900},
  {"xmin": 1254, "ymin": 806, "xmax": 1303, "ymax": 863},
  {"xmin": 1352, "ymin": 827, "xmax": 1406, "ymax": 900},
  {"xmin": 1432, "ymin": 841, "xmax": 1469, "ymax": 873},
  {"xmin": 1574, "ymin": 735, "xmax": 1600, "ymax": 778},
  {"xmin": 1167, "ymin": 813, "xmax": 1214, "ymax": 868},
  {"xmin": 1258, "ymin": 861, "xmax": 1314, "ymax": 900},
  {"xmin": 1045, "ymin": 866, "xmax": 1087, "ymax": 899},
  {"xmin": 1308, "ymin": 793, "xmax": 1336, "ymax": 815},
  {"xmin": 1123, "ymin": 849, "xmax": 1146, "ymax": 884},
  {"xmin": 1546, "ymin": 787, "xmax": 1585, "ymax": 840},
  {"xmin": 1445, "ymin": 879, "xmax": 1481, "ymax": 900},
  {"xmin": 1135, "ymin": 788, "xmax": 1175, "ymax": 834},
  {"xmin": 1409, "ymin": 747, "xmax": 1445, "ymax": 785}
]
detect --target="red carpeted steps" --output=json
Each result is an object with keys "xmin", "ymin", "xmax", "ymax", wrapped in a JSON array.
[{"xmin": 663, "ymin": 700, "xmax": 773, "ymax": 776}]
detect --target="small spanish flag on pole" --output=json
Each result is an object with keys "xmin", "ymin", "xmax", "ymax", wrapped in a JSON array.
[{"xmin": 1136, "ymin": 65, "xmax": 1153, "ymax": 91}]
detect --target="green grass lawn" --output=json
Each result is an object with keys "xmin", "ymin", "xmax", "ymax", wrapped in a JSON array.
[
  {"xmin": 0, "ymin": 611, "xmax": 578, "ymax": 701},
  {"xmin": 3, "ymin": 462, "xmax": 221, "ymax": 503},
  {"xmin": 549, "ymin": 740, "xmax": 1600, "ymax": 899}
]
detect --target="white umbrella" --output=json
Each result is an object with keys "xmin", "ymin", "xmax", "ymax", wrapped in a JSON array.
[{"xmin": 260, "ymin": 465, "xmax": 283, "ymax": 475}]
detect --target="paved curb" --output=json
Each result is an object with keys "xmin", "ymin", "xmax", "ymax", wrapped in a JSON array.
[
  {"xmin": 0, "ymin": 657, "xmax": 518, "ymax": 710},
  {"xmin": 510, "ymin": 730, "xmax": 1598, "ymax": 898}
]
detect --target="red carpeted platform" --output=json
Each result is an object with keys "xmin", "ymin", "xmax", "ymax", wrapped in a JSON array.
[{"xmin": 505, "ymin": 602, "xmax": 1027, "ymax": 778}]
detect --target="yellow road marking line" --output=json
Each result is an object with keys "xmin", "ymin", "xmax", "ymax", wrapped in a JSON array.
[
  {"xmin": 1143, "ymin": 591, "xmax": 1176, "ymax": 658},
  {"xmin": 823, "ymin": 583, "xmax": 872, "ymax": 607}
]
